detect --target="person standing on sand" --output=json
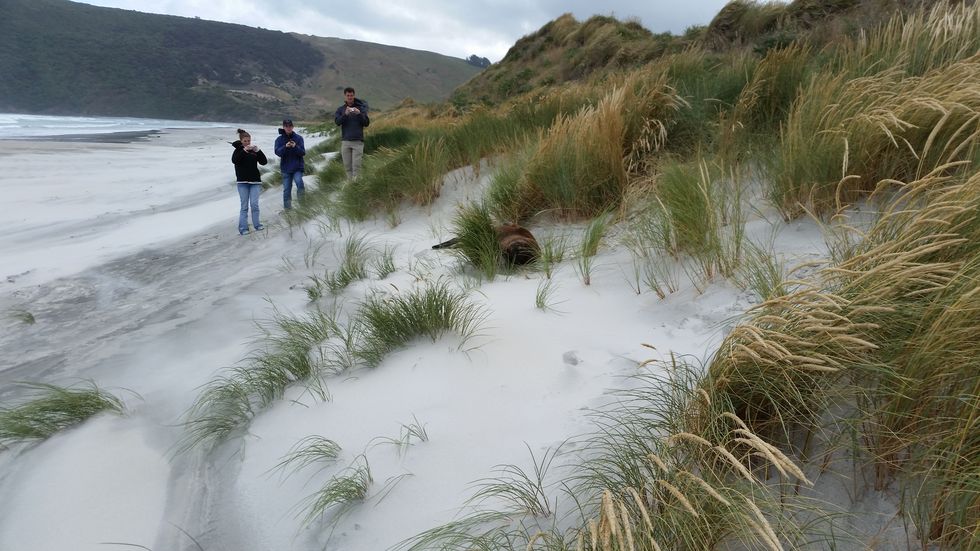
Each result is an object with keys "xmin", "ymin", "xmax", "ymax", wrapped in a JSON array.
[
  {"xmin": 274, "ymin": 119, "xmax": 306, "ymax": 209},
  {"xmin": 334, "ymin": 87, "xmax": 370, "ymax": 179},
  {"xmin": 231, "ymin": 128, "xmax": 268, "ymax": 235}
]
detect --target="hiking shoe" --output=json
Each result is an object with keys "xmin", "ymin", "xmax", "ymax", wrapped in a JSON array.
[
  {"xmin": 254, "ymin": 225, "xmax": 265, "ymax": 231},
  {"xmin": 240, "ymin": 230, "xmax": 249, "ymax": 235}
]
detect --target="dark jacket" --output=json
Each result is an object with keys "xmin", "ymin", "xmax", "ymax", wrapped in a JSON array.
[
  {"xmin": 334, "ymin": 98, "xmax": 370, "ymax": 141},
  {"xmin": 274, "ymin": 131, "xmax": 306, "ymax": 173},
  {"xmin": 231, "ymin": 141, "xmax": 268, "ymax": 183}
]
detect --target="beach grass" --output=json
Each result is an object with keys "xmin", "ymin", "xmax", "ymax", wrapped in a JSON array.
[
  {"xmin": 656, "ymin": 160, "xmax": 720, "ymax": 254},
  {"xmin": 181, "ymin": 305, "xmax": 338, "ymax": 450},
  {"xmin": 365, "ymin": 126, "xmax": 419, "ymax": 154},
  {"xmin": 523, "ymin": 88, "xmax": 628, "ymax": 220},
  {"xmin": 262, "ymin": 170, "xmax": 282, "ymax": 190},
  {"xmin": 337, "ymin": 135, "xmax": 450, "ymax": 220},
  {"xmin": 307, "ymin": 134, "xmax": 340, "ymax": 156},
  {"xmin": 323, "ymin": 234, "xmax": 371, "ymax": 294},
  {"xmin": 270, "ymin": 435, "xmax": 342, "ymax": 479},
  {"xmin": 484, "ymin": 141, "xmax": 536, "ymax": 224},
  {"xmin": 535, "ymin": 278, "xmax": 559, "ymax": 310},
  {"xmin": 316, "ymin": 156, "xmax": 347, "ymax": 194},
  {"xmin": 299, "ymin": 456, "xmax": 372, "ymax": 527},
  {"xmin": 764, "ymin": 4, "xmax": 980, "ymax": 219},
  {"xmin": 677, "ymin": 167, "xmax": 980, "ymax": 548},
  {"xmin": 449, "ymin": 203, "xmax": 501, "ymax": 279},
  {"xmin": 649, "ymin": 158, "xmax": 746, "ymax": 289},
  {"xmin": 355, "ymin": 280, "xmax": 487, "ymax": 368},
  {"xmin": 536, "ymin": 232, "xmax": 569, "ymax": 280},
  {"xmin": 388, "ymin": 6, "xmax": 980, "ymax": 548},
  {"xmin": 657, "ymin": 48, "xmax": 755, "ymax": 154},
  {"xmin": 733, "ymin": 42, "xmax": 813, "ymax": 138},
  {"xmin": 468, "ymin": 445, "xmax": 559, "ymax": 517},
  {"xmin": 0, "ymin": 382, "xmax": 125, "ymax": 446},
  {"xmin": 736, "ymin": 236, "xmax": 786, "ymax": 302},
  {"xmin": 576, "ymin": 211, "xmax": 613, "ymax": 286},
  {"xmin": 623, "ymin": 211, "xmax": 679, "ymax": 300},
  {"xmin": 371, "ymin": 244, "xmax": 397, "ymax": 279},
  {"xmin": 444, "ymin": 107, "xmax": 525, "ymax": 169},
  {"xmin": 7, "ymin": 308, "xmax": 35, "ymax": 325},
  {"xmin": 370, "ymin": 415, "xmax": 430, "ymax": 457}
]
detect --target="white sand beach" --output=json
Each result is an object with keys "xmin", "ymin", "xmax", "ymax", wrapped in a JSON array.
[{"xmin": 0, "ymin": 121, "xmax": 887, "ymax": 551}]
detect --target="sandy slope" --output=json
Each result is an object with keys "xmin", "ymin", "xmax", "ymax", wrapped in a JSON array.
[{"xmin": 0, "ymin": 134, "xmax": 836, "ymax": 550}]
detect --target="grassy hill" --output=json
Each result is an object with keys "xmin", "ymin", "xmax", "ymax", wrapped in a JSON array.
[
  {"xmin": 295, "ymin": 36, "xmax": 491, "ymax": 118},
  {"xmin": 449, "ymin": 0, "xmax": 939, "ymax": 108},
  {"xmin": 0, "ymin": 0, "xmax": 481, "ymax": 121},
  {"xmin": 450, "ymin": 14, "xmax": 694, "ymax": 106}
]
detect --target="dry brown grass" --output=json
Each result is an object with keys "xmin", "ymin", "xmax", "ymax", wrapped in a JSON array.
[
  {"xmin": 767, "ymin": 52, "xmax": 980, "ymax": 218},
  {"xmin": 576, "ymin": 400, "xmax": 810, "ymax": 551}
]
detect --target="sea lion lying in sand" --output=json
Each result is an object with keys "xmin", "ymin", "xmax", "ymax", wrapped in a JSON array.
[{"xmin": 432, "ymin": 224, "xmax": 540, "ymax": 266}]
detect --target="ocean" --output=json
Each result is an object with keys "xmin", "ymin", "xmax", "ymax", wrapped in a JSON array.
[{"xmin": 0, "ymin": 112, "xmax": 231, "ymax": 140}]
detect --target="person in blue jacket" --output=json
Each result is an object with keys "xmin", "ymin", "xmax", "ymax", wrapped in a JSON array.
[
  {"xmin": 231, "ymin": 128, "xmax": 267, "ymax": 235},
  {"xmin": 334, "ymin": 87, "xmax": 370, "ymax": 179},
  {"xmin": 274, "ymin": 119, "xmax": 306, "ymax": 209}
]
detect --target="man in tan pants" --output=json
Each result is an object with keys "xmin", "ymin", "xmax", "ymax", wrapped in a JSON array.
[{"xmin": 334, "ymin": 87, "xmax": 370, "ymax": 179}]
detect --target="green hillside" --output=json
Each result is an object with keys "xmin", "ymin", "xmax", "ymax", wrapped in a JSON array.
[
  {"xmin": 451, "ymin": 14, "xmax": 691, "ymax": 106},
  {"xmin": 449, "ymin": 0, "xmax": 934, "ymax": 108},
  {"xmin": 0, "ymin": 0, "xmax": 482, "ymax": 121},
  {"xmin": 296, "ymin": 36, "xmax": 493, "ymax": 118}
]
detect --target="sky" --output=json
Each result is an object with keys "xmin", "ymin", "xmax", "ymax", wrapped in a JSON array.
[{"xmin": 78, "ymin": 0, "xmax": 734, "ymax": 62}]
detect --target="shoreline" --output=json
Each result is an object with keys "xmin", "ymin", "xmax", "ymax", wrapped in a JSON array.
[{"xmin": 1, "ymin": 129, "xmax": 165, "ymax": 143}]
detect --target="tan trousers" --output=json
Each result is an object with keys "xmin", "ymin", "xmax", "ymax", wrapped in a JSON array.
[{"xmin": 341, "ymin": 140, "xmax": 365, "ymax": 179}]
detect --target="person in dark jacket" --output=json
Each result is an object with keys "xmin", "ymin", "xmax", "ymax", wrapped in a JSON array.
[
  {"xmin": 231, "ymin": 128, "xmax": 268, "ymax": 235},
  {"xmin": 274, "ymin": 119, "xmax": 306, "ymax": 209},
  {"xmin": 334, "ymin": 87, "xmax": 370, "ymax": 179}
]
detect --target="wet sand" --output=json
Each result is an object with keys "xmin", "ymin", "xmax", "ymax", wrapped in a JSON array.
[{"xmin": 0, "ymin": 129, "xmax": 162, "ymax": 144}]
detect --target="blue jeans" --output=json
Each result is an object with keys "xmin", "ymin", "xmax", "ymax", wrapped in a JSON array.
[
  {"xmin": 282, "ymin": 171, "xmax": 305, "ymax": 209},
  {"xmin": 237, "ymin": 183, "xmax": 261, "ymax": 233}
]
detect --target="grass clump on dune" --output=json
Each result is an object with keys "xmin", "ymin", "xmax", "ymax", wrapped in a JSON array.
[
  {"xmin": 299, "ymin": 456, "xmax": 372, "ymax": 528},
  {"xmin": 336, "ymin": 135, "xmax": 450, "ymax": 220},
  {"xmin": 183, "ymin": 281, "xmax": 486, "ymax": 450},
  {"xmin": 446, "ymin": 203, "xmax": 502, "ymax": 280},
  {"xmin": 733, "ymin": 42, "xmax": 813, "ymax": 139},
  {"xmin": 402, "ymin": 359, "xmax": 816, "ymax": 551},
  {"xmin": 484, "ymin": 140, "xmax": 537, "ymax": 223},
  {"xmin": 181, "ymin": 305, "xmax": 337, "ymax": 450},
  {"xmin": 576, "ymin": 211, "xmax": 613, "ymax": 285},
  {"xmin": 364, "ymin": 125, "xmax": 419, "ymax": 154},
  {"xmin": 575, "ymin": 358, "xmax": 819, "ymax": 551},
  {"xmin": 520, "ymin": 88, "xmax": 629, "ymax": 219},
  {"xmin": 271, "ymin": 435, "xmax": 342, "ymax": 480},
  {"xmin": 396, "ymin": 7, "xmax": 980, "ymax": 547},
  {"xmin": 657, "ymin": 48, "xmax": 756, "ymax": 153},
  {"xmin": 0, "ymin": 382, "xmax": 124, "ymax": 446},
  {"xmin": 7, "ymin": 308, "xmax": 36, "ymax": 325},
  {"xmin": 322, "ymin": 234, "xmax": 371, "ymax": 295},
  {"xmin": 831, "ymin": 0, "xmax": 980, "ymax": 79},
  {"xmin": 679, "ymin": 170, "xmax": 980, "ymax": 549},
  {"xmin": 482, "ymin": 72, "xmax": 681, "ymax": 222},
  {"xmin": 355, "ymin": 280, "xmax": 487, "ymax": 368},
  {"xmin": 765, "ymin": 2, "xmax": 980, "ymax": 219},
  {"xmin": 634, "ymin": 158, "xmax": 745, "ymax": 291}
]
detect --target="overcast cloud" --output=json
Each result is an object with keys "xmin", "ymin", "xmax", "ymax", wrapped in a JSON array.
[{"xmin": 79, "ymin": 0, "xmax": 731, "ymax": 62}]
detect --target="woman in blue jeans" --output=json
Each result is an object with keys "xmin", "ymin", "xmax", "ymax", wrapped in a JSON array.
[{"xmin": 231, "ymin": 128, "xmax": 268, "ymax": 235}]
